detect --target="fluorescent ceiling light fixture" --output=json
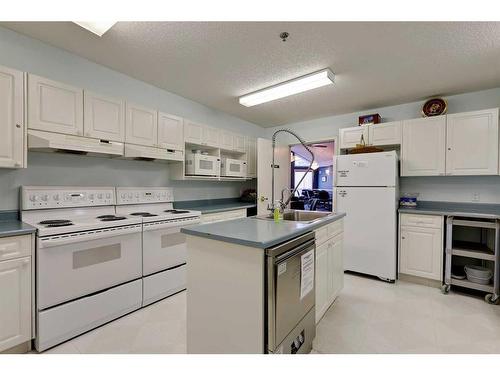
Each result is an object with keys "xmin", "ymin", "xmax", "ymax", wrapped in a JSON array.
[
  {"xmin": 74, "ymin": 21, "xmax": 116, "ymax": 37},
  {"xmin": 239, "ymin": 68, "xmax": 335, "ymax": 107}
]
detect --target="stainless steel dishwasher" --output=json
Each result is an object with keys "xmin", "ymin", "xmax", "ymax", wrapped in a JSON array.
[{"xmin": 266, "ymin": 232, "xmax": 316, "ymax": 354}]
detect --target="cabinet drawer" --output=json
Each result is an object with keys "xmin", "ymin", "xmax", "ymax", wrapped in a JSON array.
[
  {"xmin": 0, "ymin": 235, "xmax": 31, "ymax": 262},
  {"xmin": 327, "ymin": 219, "xmax": 344, "ymax": 238},
  {"xmin": 400, "ymin": 214, "xmax": 442, "ymax": 229},
  {"xmin": 315, "ymin": 226, "xmax": 329, "ymax": 246}
]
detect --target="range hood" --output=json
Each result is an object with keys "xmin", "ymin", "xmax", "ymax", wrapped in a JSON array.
[
  {"xmin": 28, "ymin": 129, "xmax": 124, "ymax": 157},
  {"xmin": 124, "ymin": 143, "xmax": 183, "ymax": 162}
]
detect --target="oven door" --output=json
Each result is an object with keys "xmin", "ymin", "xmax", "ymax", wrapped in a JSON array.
[
  {"xmin": 37, "ymin": 228, "xmax": 142, "ymax": 310},
  {"xmin": 267, "ymin": 234, "xmax": 315, "ymax": 352},
  {"xmin": 142, "ymin": 219, "xmax": 200, "ymax": 275}
]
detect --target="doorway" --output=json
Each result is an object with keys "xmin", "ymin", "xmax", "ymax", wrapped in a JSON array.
[{"xmin": 290, "ymin": 141, "xmax": 335, "ymax": 212}]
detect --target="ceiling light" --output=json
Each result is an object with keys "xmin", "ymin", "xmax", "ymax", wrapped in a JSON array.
[
  {"xmin": 239, "ymin": 69, "xmax": 335, "ymax": 107},
  {"xmin": 74, "ymin": 21, "xmax": 116, "ymax": 37}
]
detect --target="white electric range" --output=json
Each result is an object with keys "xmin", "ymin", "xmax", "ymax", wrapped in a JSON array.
[
  {"xmin": 115, "ymin": 187, "xmax": 201, "ymax": 306},
  {"xmin": 21, "ymin": 186, "xmax": 144, "ymax": 352}
]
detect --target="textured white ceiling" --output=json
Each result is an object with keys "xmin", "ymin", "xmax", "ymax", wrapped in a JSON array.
[{"xmin": 3, "ymin": 22, "xmax": 500, "ymax": 127}]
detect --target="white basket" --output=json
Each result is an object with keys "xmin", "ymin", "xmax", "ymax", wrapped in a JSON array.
[{"xmin": 465, "ymin": 265, "xmax": 492, "ymax": 285}]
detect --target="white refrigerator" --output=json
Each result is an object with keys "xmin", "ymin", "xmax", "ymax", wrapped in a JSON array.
[{"xmin": 335, "ymin": 151, "xmax": 398, "ymax": 281}]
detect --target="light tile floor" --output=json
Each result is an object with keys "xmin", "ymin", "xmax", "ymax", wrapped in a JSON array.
[{"xmin": 42, "ymin": 274, "xmax": 500, "ymax": 354}]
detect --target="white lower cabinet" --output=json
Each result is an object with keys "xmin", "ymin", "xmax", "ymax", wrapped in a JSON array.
[
  {"xmin": 315, "ymin": 219, "xmax": 344, "ymax": 323},
  {"xmin": 399, "ymin": 214, "xmax": 443, "ymax": 281},
  {"xmin": 0, "ymin": 255, "xmax": 31, "ymax": 352}
]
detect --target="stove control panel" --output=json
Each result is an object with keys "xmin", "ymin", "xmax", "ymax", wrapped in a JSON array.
[
  {"xmin": 116, "ymin": 187, "xmax": 174, "ymax": 205},
  {"xmin": 21, "ymin": 187, "xmax": 115, "ymax": 210}
]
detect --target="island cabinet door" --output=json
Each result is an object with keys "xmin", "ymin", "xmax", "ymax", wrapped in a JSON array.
[
  {"xmin": 327, "ymin": 234, "xmax": 344, "ymax": 301},
  {"xmin": 315, "ymin": 242, "xmax": 329, "ymax": 324},
  {"xmin": 401, "ymin": 116, "xmax": 446, "ymax": 176},
  {"xmin": 446, "ymin": 108, "xmax": 499, "ymax": 176}
]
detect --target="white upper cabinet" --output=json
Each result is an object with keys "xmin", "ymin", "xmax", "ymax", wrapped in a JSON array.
[
  {"xmin": 246, "ymin": 137, "xmax": 257, "ymax": 178},
  {"xmin": 368, "ymin": 121, "xmax": 402, "ymax": 146},
  {"xmin": 446, "ymin": 108, "xmax": 499, "ymax": 176},
  {"xmin": 84, "ymin": 91, "xmax": 125, "ymax": 142},
  {"xmin": 401, "ymin": 116, "xmax": 446, "ymax": 176},
  {"xmin": 28, "ymin": 74, "xmax": 84, "ymax": 136},
  {"xmin": 0, "ymin": 65, "xmax": 24, "ymax": 169},
  {"xmin": 125, "ymin": 103, "xmax": 158, "ymax": 147},
  {"xmin": 158, "ymin": 112, "xmax": 184, "ymax": 151},
  {"xmin": 184, "ymin": 120, "xmax": 204, "ymax": 145},
  {"xmin": 234, "ymin": 134, "xmax": 246, "ymax": 153},
  {"xmin": 339, "ymin": 126, "xmax": 368, "ymax": 149},
  {"xmin": 220, "ymin": 131, "xmax": 234, "ymax": 151},
  {"xmin": 203, "ymin": 126, "xmax": 220, "ymax": 148}
]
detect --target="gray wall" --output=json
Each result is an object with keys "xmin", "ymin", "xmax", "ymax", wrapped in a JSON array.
[
  {"xmin": 0, "ymin": 27, "xmax": 260, "ymax": 211},
  {"xmin": 266, "ymin": 88, "xmax": 500, "ymax": 204}
]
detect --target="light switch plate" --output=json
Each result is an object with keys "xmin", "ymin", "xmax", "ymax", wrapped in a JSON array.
[{"xmin": 472, "ymin": 192, "xmax": 480, "ymax": 202}]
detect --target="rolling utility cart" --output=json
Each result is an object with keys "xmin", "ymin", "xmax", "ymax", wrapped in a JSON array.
[{"xmin": 442, "ymin": 216, "xmax": 500, "ymax": 304}]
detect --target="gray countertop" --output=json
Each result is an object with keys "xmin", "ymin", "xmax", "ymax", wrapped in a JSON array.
[
  {"xmin": 0, "ymin": 211, "xmax": 36, "ymax": 238},
  {"xmin": 398, "ymin": 201, "xmax": 500, "ymax": 219},
  {"xmin": 174, "ymin": 198, "xmax": 256, "ymax": 214},
  {"xmin": 181, "ymin": 212, "xmax": 346, "ymax": 249}
]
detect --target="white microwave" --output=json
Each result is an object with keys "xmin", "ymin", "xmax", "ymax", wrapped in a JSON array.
[
  {"xmin": 186, "ymin": 154, "xmax": 220, "ymax": 176},
  {"xmin": 221, "ymin": 158, "xmax": 247, "ymax": 178}
]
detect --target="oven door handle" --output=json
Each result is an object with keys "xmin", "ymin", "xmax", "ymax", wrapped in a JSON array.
[
  {"xmin": 142, "ymin": 218, "xmax": 201, "ymax": 231},
  {"xmin": 274, "ymin": 239, "xmax": 315, "ymax": 264}
]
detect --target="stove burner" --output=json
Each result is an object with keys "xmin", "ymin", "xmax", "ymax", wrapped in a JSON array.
[
  {"xmin": 130, "ymin": 212, "xmax": 158, "ymax": 217},
  {"xmin": 39, "ymin": 219, "xmax": 72, "ymax": 225},
  {"xmin": 164, "ymin": 209, "xmax": 190, "ymax": 214},
  {"xmin": 100, "ymin": 216, "xmax": 127, "ymax": 222},
  {"xmin": 47, "ymin": 223, "xmax": 74, "ymax": 228},
  {"xmin": 97, "ymin": 215, "xmax": 117, "ymax": 219}
]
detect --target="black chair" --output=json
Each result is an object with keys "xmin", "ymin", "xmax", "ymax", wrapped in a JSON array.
[{"xmin": 317, "ymin": 190, "xmax": 332, "ymax": 211}]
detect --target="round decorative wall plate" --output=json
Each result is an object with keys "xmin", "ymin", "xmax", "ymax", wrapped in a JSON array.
[{"xmin": 422, "ymin": 97, "xmax": 447, "ymax": 117}]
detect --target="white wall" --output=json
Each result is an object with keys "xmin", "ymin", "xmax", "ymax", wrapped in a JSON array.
[
  {"xmin": 266, "ymin": 88, "xmax": 500, "ymax": 204},
  {"xmin": 0, "ymin": 26, "xmax": 260, "ymax": 211}
]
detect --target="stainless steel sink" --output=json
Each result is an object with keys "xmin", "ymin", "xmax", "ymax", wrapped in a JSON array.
[{"xmin": 254, "ymin": 210, "xmax": 333, "ymax": 224}]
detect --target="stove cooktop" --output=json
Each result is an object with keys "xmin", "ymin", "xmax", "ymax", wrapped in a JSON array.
[
  {"xmin": 164, "ymin": 209, "xmax": 191, "ymax": 214},
  {"xmin": 130, "ymin": 212, "xmax": 159, "ymax": 217},
  {"xmin": 39, "ymin": 219, "xmax": 74, "ymax": 227}
]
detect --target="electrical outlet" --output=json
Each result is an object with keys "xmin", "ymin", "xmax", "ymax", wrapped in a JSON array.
[{"xmin": 472, "ymin": 192, "xmax": 480, "ymax": 202}]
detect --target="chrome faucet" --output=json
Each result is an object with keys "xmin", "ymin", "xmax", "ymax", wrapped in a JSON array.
[{"xmin": 269, "ymin": 129, "xmax": 315, "ymax": 213}]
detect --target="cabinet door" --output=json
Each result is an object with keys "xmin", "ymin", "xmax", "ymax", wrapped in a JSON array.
[
  {"xmin": 368, "ymin": 121, "xmax": 402, "ymax": 146},
  {"xmin": 158, "ymin": 112, "xmax": 184, "ymax": 150},
  {"xmin": 184, "ymin": 120, "xmax": 204, "ymax": 145},
  {"xmin": 339, "ymin": 126, "xmax": 368, "ymax": 149},
  {"xmin": 328, "ymin": 234, "xmax": 344, "ymax": 302},
  {"xmin": 125, "ymin": 103, "xmax": 158, "ymax": 147},
  {"xmin": 0, "ymin": 257, "xmax": 31, "ymax": 352},
  {"xmin": 220, "ymin": 131, "xmax": 234, "ymax": 151},
  {"xmin": 203, "ymin": 126, "xmax": 220, "ymax": 148},
  {"xmin": 446, "ymin": 109, "xmax": 499, "ymax": 175},
  {"xmin": 0, "ymin": 65, "xmax": 24, "ymax": 168},
  {"xmin": 315, "ymin": 242, "xmax": 329, "ymax": 323},
  {"xmin": 234, "ymin": 134, "xmax": 246, "ymax": 153},
  {"xmin": 400, "ymin": 226, "xmax": 442, "ymax": 281},
  {"xmin": 401, "ymin": 116, "xmax": 446, "ymax": 176},
  {"xmin": 246, "ymin": 137, "xmax": 257, "ymax": 177},
  {"xmin": 84, "ymin": 91, "xmax": 125, "ymax": 142},
  {"xmin": 28, "ymin": 74, "xmax": 83, "ymax": 136}
]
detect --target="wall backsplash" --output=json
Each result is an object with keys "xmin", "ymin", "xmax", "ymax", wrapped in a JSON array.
[
  {"xmin": 0, "ymin": 152, "xmax": 255, "ymax": 211},
  {"xmin": 400, "ymin": 176, "xmax": 500, "ymax": 205}
]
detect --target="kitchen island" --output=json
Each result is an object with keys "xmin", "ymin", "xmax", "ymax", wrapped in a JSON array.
[{"xmin": 181, "ymin": 212, "xmax": 345, "ymax": 354}]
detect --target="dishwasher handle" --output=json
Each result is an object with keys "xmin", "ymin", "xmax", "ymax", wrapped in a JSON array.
[{"xmin": 274, "ymin": 239, "xmax": 315, "ymax": 264}]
